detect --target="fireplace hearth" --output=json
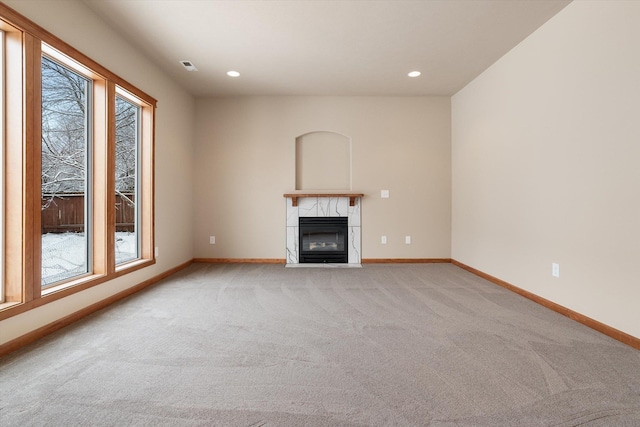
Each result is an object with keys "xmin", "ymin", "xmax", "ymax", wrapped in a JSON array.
[{"xmin": 299, "ymin": 217, "xmax": 348, "ymax": 263}]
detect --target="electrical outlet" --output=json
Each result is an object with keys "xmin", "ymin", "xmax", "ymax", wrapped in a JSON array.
[
  {"xmin": 381, "ymin": 190, "xmax": 390, "ymax": 198},
  {"xmin": 405, "ymin": 236, "xmax": 411, "ymax": 244},
  {"xmin": 381, "ymin": 235, "xmax": 387, "ymax": 244},
  {"xmin": 552, "ymin": 263, "xmax": 560, "ymax": 278},
  {"xmin": 209, "ymin": 236, "xmax": 216, "ymax": 245}
]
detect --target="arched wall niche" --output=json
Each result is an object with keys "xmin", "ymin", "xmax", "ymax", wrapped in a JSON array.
[{"xmin": 295, "ymin": 131, "xmax": 352, "ymax": 190}]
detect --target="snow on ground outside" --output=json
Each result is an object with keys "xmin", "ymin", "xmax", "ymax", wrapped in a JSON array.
[{"xmin": 42, "ymin": 232, "xmax": 137, "ymax": 286}]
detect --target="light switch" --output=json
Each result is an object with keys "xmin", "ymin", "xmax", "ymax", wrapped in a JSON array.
[{"xmin": 552, "ymin": 263, "xmax": 560, "ymax": 278}]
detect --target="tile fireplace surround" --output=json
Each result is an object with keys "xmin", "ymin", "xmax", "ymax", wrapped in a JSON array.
[{"xmin": 284, "ymin": 193, "xmax": 363, "ymax": 265}]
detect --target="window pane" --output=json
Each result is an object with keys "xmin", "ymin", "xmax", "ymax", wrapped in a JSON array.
[
  {"xmin": 41, "ymin": 56, "xmax": 91, "ymax": 286},
  {"xmin": 115, "ymin": 95, "xmax": 140, "ymax": 264}
]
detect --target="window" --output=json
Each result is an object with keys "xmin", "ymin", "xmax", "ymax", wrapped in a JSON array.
[
  {"xmin": 41, "ymin": 55, "xmax": 92, "ymax": 286},
  {"xmin": 0, "ymin": 5, "xmax": 156, "ymax": 318},
  {"xmin": 115, "ymin": 94, "xmax": 140, "ymax": 264}
]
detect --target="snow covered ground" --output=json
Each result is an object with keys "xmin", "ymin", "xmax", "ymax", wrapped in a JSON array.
[{"xmin": 41, "ymin": 232, "xmax": 137, "ymax": 286}]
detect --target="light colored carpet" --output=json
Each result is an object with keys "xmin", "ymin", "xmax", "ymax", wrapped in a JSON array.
[{"xmin": 1, "ymin": 263, "xmax": 639, "ymax": 426}]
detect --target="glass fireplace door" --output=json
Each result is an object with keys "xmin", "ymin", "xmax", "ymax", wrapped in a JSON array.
[{"xmin": 299, "ymin": 217, "xmax": 348, "ymax": 263}]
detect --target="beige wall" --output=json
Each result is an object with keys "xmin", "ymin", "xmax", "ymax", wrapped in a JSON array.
[
  {"xmin": 0, "ymin": 0, "xmax": 196, "ymax": 344},
  {"xmin": 452, "ymin": 1, "xmax": 640, "ymax": 338},
  {"xmin": 194, "ymin": 96, "xmax": 451, "ymax": 259}
]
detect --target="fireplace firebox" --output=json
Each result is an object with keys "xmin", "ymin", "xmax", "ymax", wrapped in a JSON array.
[{"xmin": 299, "ymin": 217, "xmax": 348, "ymax": 263}]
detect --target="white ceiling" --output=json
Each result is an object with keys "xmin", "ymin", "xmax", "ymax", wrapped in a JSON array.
[{"xmin": 82, "ymin": 0, "xmax": 571, "ymax": 97}]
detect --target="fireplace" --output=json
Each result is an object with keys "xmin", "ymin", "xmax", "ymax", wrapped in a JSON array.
[
  {"xmin": 299, "ymin": 217, "xmax": 348, "ymax": 263},
  {"xmin": 284, "ymin": 193, "xmax": 362, "ymax": 265}
]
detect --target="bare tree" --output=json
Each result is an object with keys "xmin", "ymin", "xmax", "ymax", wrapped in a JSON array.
[
  {"xmin": 41, "ymin": 57, "xmax": 138, "ymax": 209},
  {"xmin": 115, "ymin": 97, "xmax": 138, "ymax": 207},
  {"xmin": 41, "ymin": 56, "xmax": 88, "ymax": 208}
]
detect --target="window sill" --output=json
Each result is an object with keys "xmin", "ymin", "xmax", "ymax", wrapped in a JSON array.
[
  {"xmin": 0, "ymin": 301, "xmax": 22, "ymax": 312},
  {"xmin": 115, "ymin": 258, "xmax": 152, "ymax": 274},
  {"xmin": 42, "ymin": 273, "xmax": 105, "ymax": 297},
  {"xmin": 0, "ymin": 258, "xmax": 155, "ymax": 321}
]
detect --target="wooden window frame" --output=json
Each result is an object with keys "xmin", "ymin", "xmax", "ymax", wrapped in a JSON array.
[
  {"xmin": 114, "ymin": 86, "xmax": 154, "ymax": 269},
  {"xmin": 0, "ymin": 3, "xmax": 156, "ymax": 319},
  {"xmin": 0, "ymin": 28, "xmax": 4, "ymax": 303}
]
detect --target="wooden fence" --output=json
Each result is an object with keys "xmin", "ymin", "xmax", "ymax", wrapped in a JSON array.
[{"xmin": 41, "ymin": 193, "xmax": 135, "ymax": 233}]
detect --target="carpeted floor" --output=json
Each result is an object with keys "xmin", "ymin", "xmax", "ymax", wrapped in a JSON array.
[{"xmin": 1, "ymin": 263, "xmax": 639, "ymax": 426}]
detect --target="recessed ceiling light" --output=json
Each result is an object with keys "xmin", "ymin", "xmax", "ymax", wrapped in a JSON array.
[
  {"xmin": 408, "ymin": 71, "xmax": 421, "ymax": 77},
  {"xmin": 227, "ymin": 71, "xmax": 240, "ymax": 77},
  {"xmin": 179, "ymin": 60, "xmax": 197, "ymax": 72}
]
